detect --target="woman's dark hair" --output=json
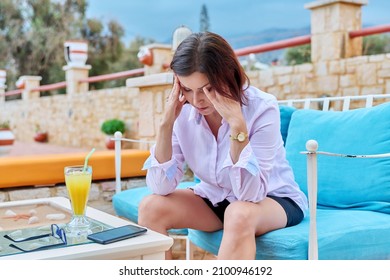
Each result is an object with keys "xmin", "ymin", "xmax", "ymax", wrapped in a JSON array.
[{"xmin": 170, "ymin": 32, "xmax": 249, "ymax": 105}]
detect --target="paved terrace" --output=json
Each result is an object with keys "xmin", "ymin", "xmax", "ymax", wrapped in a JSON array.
[{"xmin": 1, "ymin": 141, "xmax": 214, "ymax": 260}]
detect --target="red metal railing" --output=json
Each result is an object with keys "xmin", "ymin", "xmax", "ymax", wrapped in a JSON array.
[
  {"xmin": 2, "ymin": 68, "xmax": 144, "ymax": 97},
  {"xmin": 235, "ymin": 23, "xmax": 390, "ymax": 57},
  {"xmin": 3, "ymin": 89, "xmax": 22, "ymax": 96},
  {"xmin": 34, "ymin": 81, "xmax": 67, "ymax": 92},
  {"xmin": 235, "ymin": 35, "xmax": 311, "ymax": 57},
  {"xmin": 2, "ymin": 24, "xmax": 389, "ymax": 97},
  {"xmin": 349, "ymin": 23, "xmax": 390, "ymax": 38},
  {"xmin": 79, "ymin": 68, "xmax": 144, "ymax": 83}
]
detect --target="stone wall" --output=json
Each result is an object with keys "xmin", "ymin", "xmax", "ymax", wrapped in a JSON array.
[
  {"xmin": 0, "ymin": 86, "xmax": 141, "ymax": 149},
  {"xmin": 249, "ymin": 54, "xmax": 390, "ymax": 101}
]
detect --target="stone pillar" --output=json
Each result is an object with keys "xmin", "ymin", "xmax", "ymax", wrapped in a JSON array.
[
  {"xmin": 138, "ymin": 44, "xmax": 173, "ymax": 75},
  {"xmin": 16, "ymin": 76, "xmax": 42, "ymax": 100},
  {"xmin": 126, "ymin": 72, "xmax": 174, "ymax": 150},
  {"xmin": 63, "ymin": 65, "xmax": 91, "ymax": 95},
  {"xmin": 63, "ymin": 40, "xmax": 91, "ymax": 95},
  {"xmin": 305, "ymin": 0, "xmax": 368, "ymax": 62}
]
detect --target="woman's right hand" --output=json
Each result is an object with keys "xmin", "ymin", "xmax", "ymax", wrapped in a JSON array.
[
  {"xmin": 155, "ymin": 75, "xmax": 186, "ymax": 163},
  {"xmin": 163, "ymin": 75, "xmax": 187, "ymax": 124}
]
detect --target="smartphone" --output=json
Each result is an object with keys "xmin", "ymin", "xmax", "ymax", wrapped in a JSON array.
[{"xmin": 87, "ymin": 225, "xmax": 147, "ymax": 245}]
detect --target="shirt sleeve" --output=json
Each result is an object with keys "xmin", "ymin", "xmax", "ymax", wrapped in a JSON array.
[
  {"xmin": 142, "ymin": 134, "xmax": 185, "ymax": 196},
  {"xmin": 223, "ymin": 102, "xmax": 282, "ymax": 202}
]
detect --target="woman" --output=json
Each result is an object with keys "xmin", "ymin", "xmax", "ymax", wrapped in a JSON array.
[{"xmin": 139, "ymin": 32, "xmax": 308, "ymax": 260}]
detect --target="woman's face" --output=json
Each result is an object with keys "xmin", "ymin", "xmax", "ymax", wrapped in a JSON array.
[{"xmin": 177, "ymin": 72, "xmax": 216, "ymax": 116}]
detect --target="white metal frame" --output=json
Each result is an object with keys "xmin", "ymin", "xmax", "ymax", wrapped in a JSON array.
[{"xmin": 113, "ymin": 93, "xmax": 390, "ymax": 260}]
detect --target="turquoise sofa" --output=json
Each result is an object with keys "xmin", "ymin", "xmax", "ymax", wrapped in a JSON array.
[{"xmin": 113, "ymin": 98, "xmax": 390, "ymax": 260}]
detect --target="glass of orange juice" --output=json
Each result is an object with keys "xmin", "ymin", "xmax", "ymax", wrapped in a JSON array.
[{"xmin": 64, "ymin": 165, "xmax": 92, "ymax": 237}]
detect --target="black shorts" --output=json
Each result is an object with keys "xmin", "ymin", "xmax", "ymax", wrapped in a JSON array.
[{"xmin": 201, "ymin": 195, "xmax": 304, "ymax": 227}]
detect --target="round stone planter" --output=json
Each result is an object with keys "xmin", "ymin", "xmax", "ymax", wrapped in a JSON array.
[
  {"xmin": 0, "ymin": 128, "xmax": 15, "ymax": 155},
  {"xmin": 105, "ymin": 135, "xmax": 115, "ymax": 149}
]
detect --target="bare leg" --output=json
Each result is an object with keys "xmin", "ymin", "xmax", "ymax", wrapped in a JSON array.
[
  {"xmin": 217, "ymin": 198, "xmax": 287, "ymax": 260},
  {"xmin": 138, "ymin": 189, "xmax": 223, "ymax": 259}
]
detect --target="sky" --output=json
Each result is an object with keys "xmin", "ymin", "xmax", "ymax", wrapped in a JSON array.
[{"xmin": 85, "ymin": 0, "xmax": 390, "ymax": 45}]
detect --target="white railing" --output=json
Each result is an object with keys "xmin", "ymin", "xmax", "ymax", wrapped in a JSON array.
[{"xmin": 278, "ymin": 93, "xmax": 390, "ymax": 111}]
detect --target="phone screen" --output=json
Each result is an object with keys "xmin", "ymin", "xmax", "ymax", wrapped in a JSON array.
[{"xmin": 87, "ymin": 225, "xmax": 147, "ymax": 244}]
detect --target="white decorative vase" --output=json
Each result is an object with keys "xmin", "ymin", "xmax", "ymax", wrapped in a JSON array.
[
  {"xmin": 64, "ymin": 40, "xmax": 88, "ymax": 67},
  {"xmin": 0, "ymin": 128, "xmax": 15, "ymax": 156}
]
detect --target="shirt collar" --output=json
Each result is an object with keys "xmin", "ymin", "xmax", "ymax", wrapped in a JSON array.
[{"xmin": 188, "ymin": 106, "xmax": 203, "ymax": 124}]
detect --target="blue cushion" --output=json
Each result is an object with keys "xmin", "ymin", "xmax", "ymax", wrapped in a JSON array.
[
  {"xmin": 112, "ymin": 181, "xmax": 198, "ymax": 235},
  {"xmin": 188, "ymin": 209, "xmax": 390, "ymax": 260},
  {"xmin": 285, "ymin": 102, "xmax": 390, "ymax": 213},
  {"xmin": 279, "ymin": 105, "xmax": 296, "ymax": 145}
]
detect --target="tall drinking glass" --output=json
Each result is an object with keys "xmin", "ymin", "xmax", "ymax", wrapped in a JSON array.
[{"xmin": 64, "ymin": 165, "xmax": 92, "ymax": 237}]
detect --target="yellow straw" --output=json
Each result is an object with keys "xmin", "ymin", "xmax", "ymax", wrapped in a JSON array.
[{"xmin": 83, "ymin": 148, "xmax": 96, "ymax": 172}]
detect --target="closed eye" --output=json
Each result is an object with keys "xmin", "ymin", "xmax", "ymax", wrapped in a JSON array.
[{"xmin": 182, "ymin": 87, "xmax": 192, "ymax": 93}]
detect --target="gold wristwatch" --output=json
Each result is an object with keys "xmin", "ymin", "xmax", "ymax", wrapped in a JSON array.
[{"xmin": 230, "ymin": 132, "xmax": 248, "ymax": 142}]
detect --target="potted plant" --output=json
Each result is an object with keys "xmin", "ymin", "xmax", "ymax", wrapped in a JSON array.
[
  {"xmin": 34, "ymin": 124, "xmax": 48, "ymax": 143},
  {"xmin": 100, "ymin": 119, "xmax": 125, "ymax": 149},
  {"xmin": 0, "ymin": 120, "xmax": 15, "ymax": 155}
]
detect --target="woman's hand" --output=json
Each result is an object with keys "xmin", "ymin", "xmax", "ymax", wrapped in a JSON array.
[
  {"xmin": 203, "ymin": 87, "xmax": 244, "ymax": 126},
  {"xmin": 203, "ymin": 87, "xmax": 248, "ymax": 164},
  {"xmin": 163, "ymin": 75, "xmax": 187, "ymax": 124},
  {"xmin": 155, "ymin": 76, "xmax": 186, "ymax": 164}
]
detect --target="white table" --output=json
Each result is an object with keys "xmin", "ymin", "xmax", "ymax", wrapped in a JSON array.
[{"xmin": 0, "ymin": 197, "xmax": 173, "ymax": 260}]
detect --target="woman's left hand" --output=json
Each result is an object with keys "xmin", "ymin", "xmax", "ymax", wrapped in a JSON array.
[{"xmin": 203, "ymin": 87, "xmax": 243, "ymax": 125}]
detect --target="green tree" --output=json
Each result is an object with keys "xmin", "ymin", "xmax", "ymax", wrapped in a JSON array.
[
  {"xmin": 103, "ymin": 36, "xmax": 155, "ymax": 88},
  {"xmin": 81, "ymin": 18, "xmax": 125, "ymax": 89},
  {"xmin": 0, "ymin": 0, "xmax": 128, "ymax": 93},
  {"xmin": 0, "ymin": 0, "xmax": 88, "ymax": 89},
  {"xmin": 200, "ymin": 4, "xmax": 210, "ymax": 32},
  {"xmin": 284, "ymin": 34, "xmax": 390, "ymax": 66},
  {"xmin": 284, "ymin": 44, "xmax": 311, "ymax": 65},
  {"xmin": 363, "ymin": 34, "xmax": 390, "ymax": 55}
]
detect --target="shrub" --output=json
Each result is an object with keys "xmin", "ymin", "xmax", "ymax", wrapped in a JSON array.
[
  {"xmin": 100, "ymin": 119, "xmax": 125, "ymax": 135},
  {"xmin": 0, "ymin": 121, "xmax": 10, "ymax": 130}
]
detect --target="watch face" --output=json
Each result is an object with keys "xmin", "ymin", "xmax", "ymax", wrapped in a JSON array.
[{"xmin": 237, "ymin": 133, "xmax": 245, "ymax": 142}]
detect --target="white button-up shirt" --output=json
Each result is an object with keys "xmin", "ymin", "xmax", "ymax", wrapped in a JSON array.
[{"xmin": 143, "ymin": 86, "xmax": 308, "ymax": 213}]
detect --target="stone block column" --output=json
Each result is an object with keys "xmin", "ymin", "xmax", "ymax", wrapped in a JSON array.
[
  {"xmin": 305, "ymin": 0, "xmax": 368, "ymax": 62},
  {"xmin": 63, "ymin": 65, "xmax": 91, "ymax": 95},
  {"xmin": 16, "ymin": 76, "xmax": 42, "ymax": 100},
  {"xmin": 127, "ymin": 72, "xmax": 174, "ymax": 150},
  {"xmin": 63, "ymin": 40, "xmax": 91, "ymax": 95}
]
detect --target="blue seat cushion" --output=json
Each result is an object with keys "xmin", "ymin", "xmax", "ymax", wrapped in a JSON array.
[
  {"xmin": 112, "ymin": 181, "xmax": 197, "ymax": 235},
  {"xmin": 188, "ymin": 209, "xmax": 390, "ymax": 259},
  {"xmin": 285, "ymin": 102, "xmax": 390, "ymax": 213},
  {"xmin": 279, "ymin": 105, "xmax": 296, "ymax": 145}
]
